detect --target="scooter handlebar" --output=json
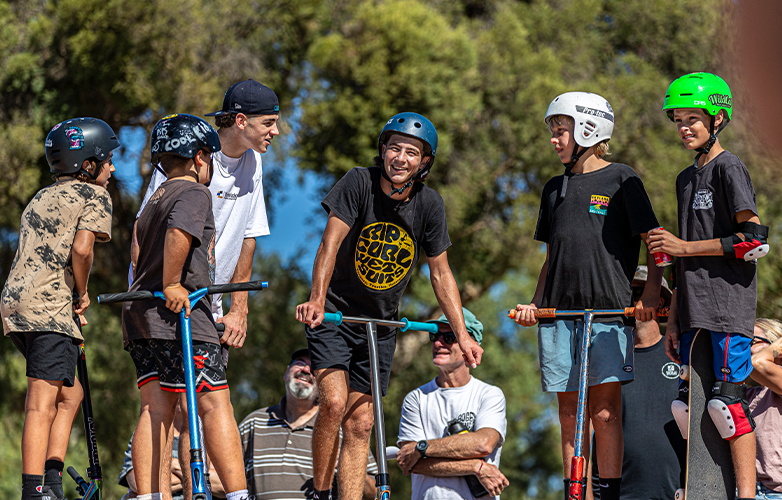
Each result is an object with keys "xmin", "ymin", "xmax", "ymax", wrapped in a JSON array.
[
  {"xmin": 507, "ymin": 306, "xmax": 670, "ymax": 319},
  {"xmin": 98, "ymin": 281, "xmax": 268, "ymax": 304}
]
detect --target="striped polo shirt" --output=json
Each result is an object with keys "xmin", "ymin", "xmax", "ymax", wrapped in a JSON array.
[{"xmin": 240, "ymin": 397, "xmax": 378, "ymax": 500}]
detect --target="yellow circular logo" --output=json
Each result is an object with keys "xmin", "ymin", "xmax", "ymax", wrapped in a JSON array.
[{"xmin": 355, "ymin": 222, "xmax": 415, "ymax": 290}]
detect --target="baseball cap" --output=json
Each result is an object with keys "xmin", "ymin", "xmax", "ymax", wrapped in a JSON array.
[
  {"xmin": 632, "ymin": 265, "xmax": 672, "ymax": 307},
  {"xmin": 290, "ymin": 348, "xmax": 310, "ymax": 365},
  {"xmin": 427, "ymin": 307, "xmax": 484, "ymax": 345},
  {"xmin": 206, "ymin": 79, "xmax": 280, "ymax": 117}
]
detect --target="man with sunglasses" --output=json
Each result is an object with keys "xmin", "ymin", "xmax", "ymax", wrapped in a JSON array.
[
  {"xmin": 589, "ymin": 266, "xmax": 686, "ymax": 500},
  {"xmin": 396, "ymin": 308, "xmax": 509, "ymax": 499}
]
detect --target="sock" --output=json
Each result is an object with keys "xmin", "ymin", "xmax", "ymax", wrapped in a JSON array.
[
  {"xmin": 226, "ymin": 490, "xmax": 249, "ymax": 500},
  {"xmin": 135, "ymin": 494, "xmax": 162, "ymax": 500},
  {"xmin": 43, "ymin": 460, "xmax": 64, "ymax": 499},
  {"xmin": 21, "ymin": 474, "xmax": 44, "ymax": 500},
  {"xmin": 598, "ymin": 477, "xmax": 621, "ymax": 500},
  {"xmin": 563, "ymin": 479, "xmax": 569, "ymax": 500},
  {"xmin": 313, "ymin": 489, "xmax": 331, "ymax": 500}
]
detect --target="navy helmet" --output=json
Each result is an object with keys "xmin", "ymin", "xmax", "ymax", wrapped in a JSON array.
[
  {"xmin": 46, "ymin": 118, "xmax": 120, "ymax": 178},
  {"xmin": 150, "ymin": 114, "xmax": 221, "ymax": 165},
  {"xmin": 377, "ymin": 112, "xmax": 438, "ymax": 180}
]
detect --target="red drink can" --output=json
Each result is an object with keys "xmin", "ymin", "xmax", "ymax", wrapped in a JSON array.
[{"xmin": 653, "ymin": 227, "xmax": 674, "ymax": 267}]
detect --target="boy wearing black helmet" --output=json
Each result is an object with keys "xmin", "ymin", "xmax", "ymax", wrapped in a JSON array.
[
  {"xmin": 647, "ymin": 73, "xmax": 766, "ymax": 500},
  {"xmin": 512, "ymin": 92, "xmax": 662, "ymax": 500},
  {"xmin": 296, "ymin": 113, "xmax": 482, "ymax": 500},
  {"xmin": 1, "ymin": 117, "xmax": 120, "ymax": 500},
  {"xmin": 123, "ymin": 114, "xmax": 249, "ymax": 500}
]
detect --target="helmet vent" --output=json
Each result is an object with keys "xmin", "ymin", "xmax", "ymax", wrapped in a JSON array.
[
  {"xmin": 397, "ymin": 118, "xmax": 405, "ymax": 123},
  {"xmin": 414, "ymin": 122, "xmax": 421, "ymax": 128},
  {"xmin": 584, "ymin": 121, "xmax": 596, "ymax": 136},
  {"xmin": 680, "ymin": 93, "xmax": 693, "ymax": 96}
]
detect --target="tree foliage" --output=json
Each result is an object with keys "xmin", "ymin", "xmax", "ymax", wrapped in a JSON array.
[{"xmin": 1, "ymin": 0, "xmax": 780, "ymax": 499}]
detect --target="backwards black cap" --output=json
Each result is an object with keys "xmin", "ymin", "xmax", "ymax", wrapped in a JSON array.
[{"xmin": 206, "ymin": 79, "xmax": 280, "ymax": 117}]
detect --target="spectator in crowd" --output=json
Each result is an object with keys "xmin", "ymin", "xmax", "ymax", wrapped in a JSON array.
[
  {"xmin": 589, "ymin": 266, "xmax": 686, "ymax": 500},
  {"xmin": 239, "ymin": 348, "xmax": 378, "ymax": 500},
  {"xmin": 748, "ymin": 318, "xmax": 782, "ymax": 500},
  {"xmin": 396, "ymin": 308, "xmax": 509, "ymax": 499}
]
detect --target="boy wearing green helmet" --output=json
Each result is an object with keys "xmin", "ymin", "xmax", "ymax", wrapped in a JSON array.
[
  {"xmin": 296, "ymin": 113, "xmax": 483, "ymax": 500},
  {"xmin": 647, "ymin": 72, "xmax": 768, "ymax": 500}
]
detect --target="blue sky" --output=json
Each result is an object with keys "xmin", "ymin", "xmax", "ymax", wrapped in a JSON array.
[{"xmin": 111, "ymin": 125, "xmax": 327, "ymax": 270}]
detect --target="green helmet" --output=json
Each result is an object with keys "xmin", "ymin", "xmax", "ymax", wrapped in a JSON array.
[{"xmin": 662, "ymin": 72, "xmax": 733, "ymax": 122}]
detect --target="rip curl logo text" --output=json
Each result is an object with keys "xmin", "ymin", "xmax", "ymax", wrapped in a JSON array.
[
  {"xmin": 64, "ymin": 127, "xmax": 84, "ymax": 150},
  {"xmin": 354, "ymin": 222, "xmax": 414, "ymax": 290},
  {"xmin": 708, "ymin": 93, "xmax": 732, "ymax": 108}
]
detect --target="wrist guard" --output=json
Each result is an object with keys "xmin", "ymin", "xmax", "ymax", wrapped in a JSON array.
[{"xmin": 721, "ymin": 221, "xmax": 769, "ymax": 261}]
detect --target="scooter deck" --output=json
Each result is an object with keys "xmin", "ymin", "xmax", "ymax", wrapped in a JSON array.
[{"xmin": 684, "ymin": 329, "xmax": 736, "ymax": 499}]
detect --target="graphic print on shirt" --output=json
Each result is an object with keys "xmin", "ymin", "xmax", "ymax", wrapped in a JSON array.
[
  {"xmin": 207, "ymin": 232, "xmax": 216, "ymax": 284},
  {"xmin": 355, "ymin": 222, "xmax": 415, "ymax": 290},
  {"xmin": 662, "ymin": 361, "xmax": 680, "ymax": 380},
  {"xmin": 451, "ymin": 411, "xmax": 477, "ymax": 433},
  {"xmin": 589, "ymin": 194, "xmax": 609, "ymax": 216},
  {"xmin": 692, "ymin": 189, "xmax": 713, "ymax": 210}
]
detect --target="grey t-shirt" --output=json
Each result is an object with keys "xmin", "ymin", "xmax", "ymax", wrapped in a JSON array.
[
  {"xmin": 123, "ymin": 179, "xmax": 218, "ymax": 346},
  {"xmin": 674, "ymin": 151, "xmax": 758, "ymax": 337}
]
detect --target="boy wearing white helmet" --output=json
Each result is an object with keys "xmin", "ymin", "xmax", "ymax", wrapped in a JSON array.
[
  {"xmin": 513, "ymin": 92, "xmax": 662, "ymax": 500},
  {"xmin": 647, "ymin": 73, "xmax": 767, "ymax": 500}
]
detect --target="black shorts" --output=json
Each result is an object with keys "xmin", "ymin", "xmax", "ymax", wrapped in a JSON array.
[
  {"xmin": 127, "ymin": 339, "xmax": 228, "ymax": 393},
  {"xmin": 306, "ymin": 323, "xmax": 396, "ymax": 396},
  {"xmin": 9, "ymin": 331, "xmax": 80, "ymax": 387}
]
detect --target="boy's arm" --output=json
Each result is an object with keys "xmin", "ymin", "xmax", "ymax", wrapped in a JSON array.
[
  {"xmin": 295, "ymin": 213, "xmax": 351, "ymax": 327},
  {"xmin": 163, "ymin": 228, "xmax": 194, "ymax": 317},
  {"xmin": 635, "ymin": 239, "xmax": 663, "ymax": 322},
  {"xmin": 664, "ymin": 289, "xmax": 682, "ymax": 363},
  {"xmin": 513, "ymin": 245, "xmax": 549, "ymax": 327},
  {"xmin": 72, "ymin": 229, "xmax": 96, "ymax": 320},
  {"xmin": 647, "ymin": 210, "xmax": 761, "ymax": 257},
  {"xmin": 428, "ymin": 250, "xmax": 482, "ymax": 368},
  {"xmin": 131, "ymin": 220, "xmax": 139, "ymax": 277},
  {"xmin": 750, "ymin": 337, "xmax": 782, "ymax": 395}
]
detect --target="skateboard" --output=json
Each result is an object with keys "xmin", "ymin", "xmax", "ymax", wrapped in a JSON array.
[{"xmin": 682, "ymin": 329, "xmax": 736, "ymax": 499}]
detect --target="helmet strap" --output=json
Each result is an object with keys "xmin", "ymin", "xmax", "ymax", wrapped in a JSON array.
[
  {"xmin": 559, "ymin": 143, "xmax": 587, "ymax": 199},
  {"xmin": 693, "ymin": 115, "xmax": 728, "ymax": 168},
  {"xmin": 76, "ymin": 160, "xmax": 102, "ymax": 184}
]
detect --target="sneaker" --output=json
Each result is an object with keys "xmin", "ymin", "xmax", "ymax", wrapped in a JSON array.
[{"xmin": 40, "ymin": 485, "xmax": 66, "ymax": 500}]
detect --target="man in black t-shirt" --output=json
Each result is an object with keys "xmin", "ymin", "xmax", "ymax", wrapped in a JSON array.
[
  {"xmin": 589, "ymin": 266, "xmax": 686, "ymax": 500},
  {"xmin": 296, "ymin": 112, "xmax": 483, "ymax": 500},
  {"xmin": 123, "ymin": 114, "xmax": 250, "ymax": 500}
]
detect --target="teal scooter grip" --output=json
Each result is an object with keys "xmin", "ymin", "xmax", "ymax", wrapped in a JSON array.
[
  {"xmin": 400, "ymin": 318, "xmax": 438, "ymax": 333},
  {"xmin": 322, "ymin": 312, "xmax": 343, "ymax": 326}
]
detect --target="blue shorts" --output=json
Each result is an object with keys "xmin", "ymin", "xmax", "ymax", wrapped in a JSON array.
[
  {"xmin": 679, "ymin": 329, "xmax": 753, "ymax": 383},
  {"xmin": 538, "ymin": 320, "xmax": 634, "ymax": 392}
]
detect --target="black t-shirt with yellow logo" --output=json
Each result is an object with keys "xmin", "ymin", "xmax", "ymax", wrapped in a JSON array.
[{"xmin": 317, "ymin": 167, "xmax": 450, "ymax": 337}]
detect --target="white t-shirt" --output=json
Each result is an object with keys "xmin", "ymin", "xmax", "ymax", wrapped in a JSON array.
[
  {"xmin": 397, "ymin": 376, "xmax": 507, "ymax": 500},
  {"xmin": 132, "ymin": 149, "xmax": 270, "ymax": 316}
]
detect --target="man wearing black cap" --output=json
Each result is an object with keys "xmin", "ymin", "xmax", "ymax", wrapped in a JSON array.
[
  {"xmin": 239, "ymin": 348, "xmax": 379, "ymax": 500},
  {"xmin": 134, "ymin": 79, "xmax": 279, "ymax": 343},
  {"xmin": 588, "ymin": 266, "xmax": 686, "ymax": 500}
]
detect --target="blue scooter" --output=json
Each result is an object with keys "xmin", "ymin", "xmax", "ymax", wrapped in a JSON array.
[{"xmin": 99, "ymin": 280, "xmax": 268, "ymax": 500}]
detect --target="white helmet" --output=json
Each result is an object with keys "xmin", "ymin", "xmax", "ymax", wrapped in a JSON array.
[{"xmin": 544, "ymin": 91, "xmax": 614, "ymax": 147}]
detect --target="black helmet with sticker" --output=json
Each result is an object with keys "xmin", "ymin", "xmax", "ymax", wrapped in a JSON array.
[
  {"xmin": 45, "ymin": 117, "xmax": 121, "ymax": 177},
  {"xmin": 150, "ymin": 114, "xmax": 221, "ymax": 165}
]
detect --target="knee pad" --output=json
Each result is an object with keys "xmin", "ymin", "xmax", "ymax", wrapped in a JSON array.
[
  {"xmin": 671, "ymin": 382, "xmax": 690, "ymax": 439},
  {"xmin": 707, "ymin": 382, "xmax": 755, "ymax": 440}
]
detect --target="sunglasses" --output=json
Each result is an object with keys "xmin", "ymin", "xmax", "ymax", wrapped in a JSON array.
[
  {"xmin": 751, "ymin": 336, "xmax": 773, "ymax": 346},
  {"xmin": 429, "ymin": 331, "xmax": 457, "ymax": 345}
]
